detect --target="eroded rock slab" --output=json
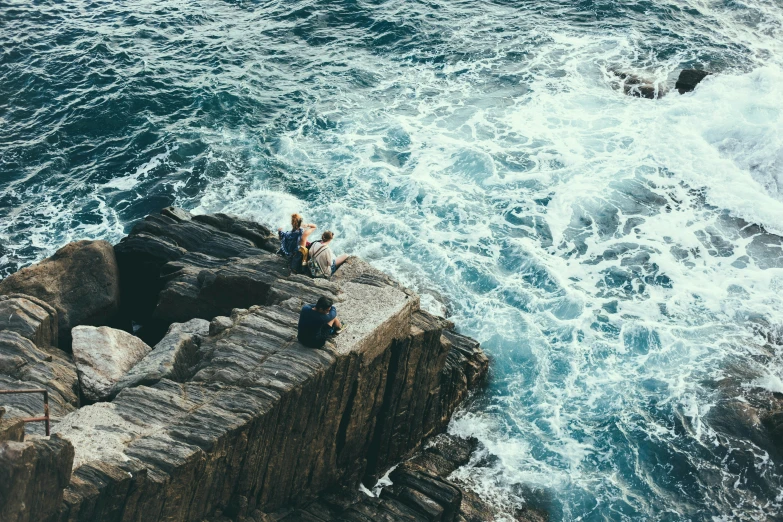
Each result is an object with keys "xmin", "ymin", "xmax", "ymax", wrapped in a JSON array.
[
  {"xmin": 54, "ymin": 268, "xmax": 484, "ymax": 521},
  {"xmin": 71, "ymin": 326, "xmax": 152, "ymax": 402},
  {"xmin": 253, "ymin": 435, "xmax": 548, "ymax": 522},
  {"xmin": 0, "ymin": 208, "xmax": 490, "ymax": 522}
]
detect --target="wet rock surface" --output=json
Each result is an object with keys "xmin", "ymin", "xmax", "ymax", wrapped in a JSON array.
[
  {"xmin": 675, "ymin": 69, "xmax": 710, "ymax": 94},
  {"xmin": 0, "ymin": 240, "xmax": 120, "ymax": 349},
  {"xmin": 0, "ymin": 208, "xmax": 492, "ymax": 522}
]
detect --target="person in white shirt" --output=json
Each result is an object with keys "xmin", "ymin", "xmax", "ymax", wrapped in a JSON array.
[{"xmin": 309, "ymin": 230, "xmax": 348, "ymax": 277}]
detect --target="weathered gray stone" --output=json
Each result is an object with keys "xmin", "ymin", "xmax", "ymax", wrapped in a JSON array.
[
  {"xmin": 0, "ymin": 294, "xmax": 59, "ymax": 348},
  {"xmin": 54, "ymin": 278, "xmax": 484, "ymax": 520},
  {"xmin": 0, "ymin": 434, "xmax": 74, "ymax": 522},
  {"xmin": 254, "ymin": 435, "xmax": 548, "ymax": 522},
  {"xmin": 0, "ymin": 330, "xmax": 79, "ymax": 433},
  {"xmin": 110, "ymin": 318, "xmax": 210, "ymax": 397},
  {"xmin": 0, "ymin": 240, "xmax": 120, "ymax": 348},
  {"xmin": 152, "ymin": 253, "xmax": 290, "ymax": 325},
  {"xmin": 71, "ymin": 326, "xmax": 152, "ymax": 402},
  {"xmin": 0, "ymin": 417, "xmax": 25, "ymax": 442}
]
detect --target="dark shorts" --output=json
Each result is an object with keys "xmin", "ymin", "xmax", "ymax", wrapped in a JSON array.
[{"xmin": 298, "ymin": 325, "xmax": 336, "ymax": 348}]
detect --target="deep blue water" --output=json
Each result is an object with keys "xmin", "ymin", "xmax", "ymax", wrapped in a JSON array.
[{"xmin": 2, "ymin": 1, "xmax": 783, "ymax": 520}]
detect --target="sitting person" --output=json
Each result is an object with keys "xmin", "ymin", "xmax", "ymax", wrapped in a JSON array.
[
  {"xmin": 297, "ymin": 296, "xmax": 345, "ymax": 348},
  {"xmin": 278, "ymin": 213, "xmax": 317, "ymax": 272},
  {"xmin": 308, "ymin": 230, "xmax": 349, "ymax": 278}
]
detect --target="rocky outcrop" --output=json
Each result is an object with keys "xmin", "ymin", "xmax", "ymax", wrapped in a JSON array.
[
  {"xmin": 114, "ymin": 210, "xmax": 277, "ymax": 331},
  {"xmin": 0, "ymin": 332, "xmax": 79, "ymax": 434},
  {"xmin": 71, "ymin": 326, "xmax": 152, "ymax": 402},
  {"xmin": 109, "ymin": 318, "xmax": 209, "ymax": 397},
  {"xmin": 0, "ymin": 294, "xmax": 59, "ymax": 348},
  {"xmin": 675, "ymin": 69, "xmax": 710, "ymax": 94},
  {"xmin": 1, "ymin": 208, "xmax": 489, "ymax": 522},
  {"xmin": 0, "ymin": 240, "xmax": 120, "ymax": 349},
  {"xmin": 609, "ymin": 70, "xmax": 665, "ymax": 99},
  {"xmin": 244, "ymin": 435, "xmax": 547, "ymax": 522},
  {"xmin": 0, "ymin": 435, "xmax": 74, "ymax": 522}
]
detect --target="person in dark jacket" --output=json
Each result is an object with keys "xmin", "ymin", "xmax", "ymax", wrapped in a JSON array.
[{"xmin": 297, "ymin": 296, "xmax": 345, "ymax": 348}]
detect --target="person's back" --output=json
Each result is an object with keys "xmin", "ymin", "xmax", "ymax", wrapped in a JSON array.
[
  {"xmin": 309, "ymin": 230, "xmax": 348, "ymax": 278},
  {"xmin": 297, "ymin": 296, "xmax": 343, "ymax": 348},
  {"xmin": 278, "ymin": 213, "xmax": 317, "ymax": 273}
]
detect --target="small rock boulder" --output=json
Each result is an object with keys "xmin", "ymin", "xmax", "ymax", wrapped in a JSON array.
[
  {"xmin": 675, "ymin": 69, "xmax": 710, "ymax": 94},
  {"xmin": 0, "ymin": 417, "xmax": 25, "ymax": 442},
  {"xmin": 71, "ymin": 326, "xmax": 152, "ymax": 402},
  {"xmin": 0, "ymin": 241, "xmax": 120, "ymax": 349},
  {"xmin": 0, "ymin": 294, "xmax": 58, "ymax": 348},
  {"xmin": 109, "ymin": 318, "xmax": 209, "ymax": 397}
]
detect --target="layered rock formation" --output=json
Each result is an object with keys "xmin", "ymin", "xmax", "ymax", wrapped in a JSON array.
[
  {"xmin": 0, "ymin": 295, "xmax": 79, "ymax": 433},
  {"xmin": 0, "ymin": 208, "xmax": 491, "ymax": 522},
  {"xmin": 246, "ymin": 434, "xmax": 547, "ymax": 522},
  {"xmin": 0, "ymin": 241, "xmax": 120, "ymax": 349}
]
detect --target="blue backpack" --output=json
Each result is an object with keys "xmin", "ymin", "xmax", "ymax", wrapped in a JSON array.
[{"xmin": 279, "ymin": 228, "xmax": 303, "ymax": 257}]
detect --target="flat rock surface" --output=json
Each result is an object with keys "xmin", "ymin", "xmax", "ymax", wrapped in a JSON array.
[{"xmin": 71, "ymin": 326, "xmax": 152, "ymax": 402}]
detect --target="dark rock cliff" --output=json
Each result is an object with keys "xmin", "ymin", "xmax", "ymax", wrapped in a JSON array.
[{"xmin": 0, "ymin": 208, "xmax": 490, "ymax": 522}]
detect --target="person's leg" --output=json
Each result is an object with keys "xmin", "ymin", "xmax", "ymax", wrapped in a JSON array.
[
  {"xmin": 335, "ymin": 254, "xmax": 349, "ymax": 268},
  {"xmin": 327, "ymin": 317, "xmax": 342, "ymax": 328}
]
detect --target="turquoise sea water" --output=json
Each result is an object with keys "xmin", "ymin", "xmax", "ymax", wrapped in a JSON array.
[{"xmin": 2, "ymin": 1, "xmax": 783, "ymax": 519}]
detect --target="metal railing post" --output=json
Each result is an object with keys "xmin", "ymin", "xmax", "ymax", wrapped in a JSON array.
[{"xmin": 0, "ymin": 388, "xmax": 51, "ymax": 436}]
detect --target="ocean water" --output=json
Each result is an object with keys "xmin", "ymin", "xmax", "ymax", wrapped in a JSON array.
[{"xmin": 2, "ymin": 0, "xmax": 783, "ymax": 520}]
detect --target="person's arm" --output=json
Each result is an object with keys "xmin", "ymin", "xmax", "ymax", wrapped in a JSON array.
[{"xmin": 300, "ymin": 227, "xmax": 316, "ymax": 246}]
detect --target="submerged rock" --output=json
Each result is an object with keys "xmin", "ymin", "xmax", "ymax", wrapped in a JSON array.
[
  {"xmin": 0, "ymin": 240, "xmax": 120, "ymax": 349},
  {"xmin": 675, "ymin": 69, "xmax": 710, "ymax": 94},
  {"xmin": 610, "ymin": 70, "xmax": 665, "ymax": 99},
  {"xmin": 71, "ymin": 326, "xmax": 152, "ymax": 402}
]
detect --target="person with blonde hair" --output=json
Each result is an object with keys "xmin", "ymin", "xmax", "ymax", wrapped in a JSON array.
[
  {"xmin": 308, "ymin": 230, "xmax": 348, "ymax": 277},
  {"xmin": 278, "ymin": 213, "xmax": 316, "ymax": 273}
]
